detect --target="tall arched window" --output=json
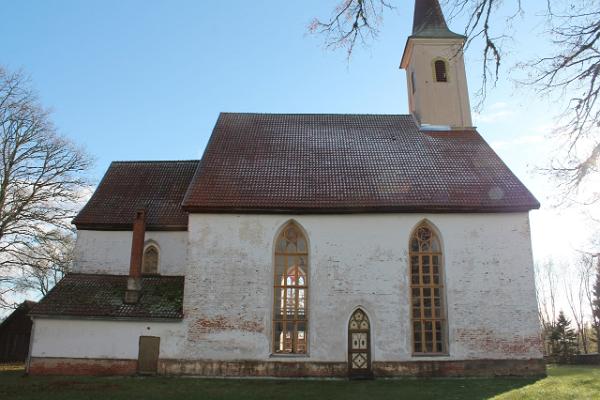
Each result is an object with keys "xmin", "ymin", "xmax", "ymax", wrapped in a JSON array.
[
  {"xmin": 410, "ymin": 223, "xmax": 446, "ymax": 354},
  {"xmin": 142, "ymin": 245, "xmax": 159, "ymax": 275},
  {"xmin": 434, "ymin": 59, "xmax": 448, "ymax": 82},
  {"xmin": 273, "ymin": 222, "xmax": 308, "ymax": 354}
]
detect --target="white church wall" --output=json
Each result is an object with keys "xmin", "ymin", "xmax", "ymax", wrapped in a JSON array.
[
  {"xmin": 182, "ymin": 212, "xmax": 542, "ymax": 363},
  {"xmin": 30, "ymin": 318, "xmax": 184, "ymax": 359},
  {"xmin": 74, "ymin": 230, "xmax": 188, "ymax": 276}
]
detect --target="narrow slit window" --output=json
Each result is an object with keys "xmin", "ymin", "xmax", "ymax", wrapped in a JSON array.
[
  {"xmin": 434, "ymin": 60, "xmax": 448, "ymax": 82},
  {"xmin": 142, "ymin": 245, "xmax": 159, "ymax": 275},
  {"xmin": 273, "ymin": 223, "xmax": 308, "ymax": 354},
  {"xmin": 410, "ymin": 224, "xmax": 446, "ymax": 354}
]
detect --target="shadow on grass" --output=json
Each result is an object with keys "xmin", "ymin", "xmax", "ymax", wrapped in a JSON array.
[{"xmin": 0, "ymin": 368, "xmax": 546, "ymax": 400}]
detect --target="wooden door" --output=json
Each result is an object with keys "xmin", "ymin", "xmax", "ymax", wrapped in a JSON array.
[
  {"xmin": 138, "ymin": 336, "xmax": 160, "ymax": 375},
  {"xmin": 348, "ymin": 309, "xmax": 371, "ymax": 378}
]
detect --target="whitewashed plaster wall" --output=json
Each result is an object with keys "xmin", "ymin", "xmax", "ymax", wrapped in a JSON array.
[
  {"xmin": 182, "ymin": 213, "xmax": 542, "ymax": 363},
  {"xmin": 30, "ymin": 318, "xmax": 184, "ymax": 359},
  {"xmin": 74, "ymin": 231, "xmax": 188, "ymax": 276},
  {"xmin": 57, "ymin": 213, "xmax": 541, "ymax": 363}
]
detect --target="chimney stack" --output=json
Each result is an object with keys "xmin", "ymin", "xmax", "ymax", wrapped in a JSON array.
[{"xmin": 124, "ymin": 208, "xmax": 146, "ymax": 304}]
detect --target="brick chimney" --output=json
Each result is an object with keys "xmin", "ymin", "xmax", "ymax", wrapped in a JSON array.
[{"xmin": 124, "ymin": 208, "xmax": 146, "ymax": 304}]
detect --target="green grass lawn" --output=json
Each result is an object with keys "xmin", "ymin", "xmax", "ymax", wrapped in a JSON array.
[{"xmin": 0, "ymin": 364, "xmax": 598, "ymax": 400}]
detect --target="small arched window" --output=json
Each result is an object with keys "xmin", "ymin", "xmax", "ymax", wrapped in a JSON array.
[
  {"xmin": 434, "ymin": 59, "xmax": 448, "ymax": 82},
  {"xmin": 410, "ymin": 223, "xmax": 446, "ymax": 354},
  {"xmin": 273, "ymin": 222, "xmax": 308, "ymax": 354},
  {"xmin": 142, "ymin": 245, "xmax": 159, "ymax": 275}
]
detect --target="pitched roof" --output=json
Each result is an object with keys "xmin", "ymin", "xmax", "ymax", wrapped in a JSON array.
[
  {"xmin": 73, "ymin": 160, "xmax": 199, "ymax": 231},
  {"xmin": 182, "ymin": 113, "xmax": 539, "ymax": 213},
  {"xmin": 0, "ymin": 301, "xmax": 36, "ymax": 330},
  {"xmin": 412, "ymin": 0, "xmax": 465, "ymax": 39},
  {"xmin": 30, "ymin": 274, "xmax": 184, "ymax": 320}
]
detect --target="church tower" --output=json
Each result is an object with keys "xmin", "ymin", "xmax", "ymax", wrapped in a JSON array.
[{"xmin": 400, "ymin": 0, "xmax": 473, "ymax": 129}]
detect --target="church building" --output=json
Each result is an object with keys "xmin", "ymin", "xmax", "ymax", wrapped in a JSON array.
[{"xmin": 27, "ymin": 0, "xmax": 545, "ymax": 377}]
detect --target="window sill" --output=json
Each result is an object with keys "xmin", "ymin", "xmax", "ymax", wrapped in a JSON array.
[
  {"xmin": 269, "ymin": 353, "xmax": 310, "ymax": 359},
  {"xmin": 411, "ymin": 353, "xmax": 450, "ymax": 358}
]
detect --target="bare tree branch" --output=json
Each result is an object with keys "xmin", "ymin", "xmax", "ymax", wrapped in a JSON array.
[
  {"xmin": 529, "ymin": 3, "xmax": 600, "ymax": 202},
  {"xmin": 0, "ymin": 66, "xmax": 92, "ymax": 308},
  {"xmin": 308, "ymin": 0, "xmax": 394, "ymax": 59},
  {"xmin": 13, "ymin": 231, "xmax": 74, "ymax": 297},
  {"xmin": 311, "ymin": 0, "xmax": 600, "ymax": 198},
  {"xmin": 565, "ymin": 256, "xmax": 593, "ymax": 353}
]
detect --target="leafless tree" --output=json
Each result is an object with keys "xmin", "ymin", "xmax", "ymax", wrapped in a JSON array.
[
  {"xmin": 535, "ymin": 260, "xmax": 559, "ymax": 354},
  {"xmin": 536, "ymin": 261, "xmax": 558, "ymax": 326},
  {"xmin": 592, "ymin": 253, "xmax": 600, "ymax": 349},
  {"xmin": 565, "ymin": 256, "xmax": 594, "ymax": 353},
  {"xmin": 534, "ymin": 3, "xmax": 600, "ymax": 203},
  {"xmin": 311, "ymin": 0, "xmax": 600, "ymax": 198},
  {"xmin": 14, "ymin": 231, "xmax": 74, "ymax": 297},
  {"xmin": 0, "ymin": 66, "xmax": 91, "ymax": 308},
  {"xmin": 308, "ymin": 0, "xmax": 394, "ymax": 59}
]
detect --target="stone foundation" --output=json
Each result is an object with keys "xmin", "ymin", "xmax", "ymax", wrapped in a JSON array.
[
  {"xmin": 159, "ymin": 359, "xmax": 348, "ymax": 377},
  {"xmin": 372, "ymin": 359, "xmax": 546, "ymax": 377},
  {"xmin": 28, "ymin": 357, "xmax": 546, "ymax": 377}
]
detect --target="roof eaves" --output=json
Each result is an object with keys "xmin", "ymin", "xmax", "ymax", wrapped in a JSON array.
[
  {"xmin": 183, "ymin": 204, "xmax": 541, "ymax": 214},
  {"xmin": 28, "ymin": 314, "xmax": 184, "ymax": 322},
  {"xmin": 74, "ymin": 223, "xmax": 188, "ymax": 232},
  {"xmin": 409, "ymin": 31, "xmax": 467, "ymax": 40}
]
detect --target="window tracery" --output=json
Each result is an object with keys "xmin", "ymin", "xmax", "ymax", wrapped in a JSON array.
[{"xmin": 273, "ymin": 223, "xmax": 308, "ymax": 354}]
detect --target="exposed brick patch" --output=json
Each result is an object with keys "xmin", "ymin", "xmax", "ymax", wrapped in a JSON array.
[
  {"xmin": 456, "ymin": 328, "xmax": 543, "ymax": 356},
  {"xmin": 188, "ymin": 315, "xmax": 264, "ymax": 338},
  {"xmin": 28, "ymin": 357, "xmax": 137, "ymax": 376}
]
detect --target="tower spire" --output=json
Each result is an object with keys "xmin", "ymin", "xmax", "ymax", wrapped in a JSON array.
[
  {"xmin": 400, "ymin": 0, "xmax": 472, "ymax": 129},
  {"xmin": 412, "ymin": 0, "xmax": 464, "ymax": 39}
]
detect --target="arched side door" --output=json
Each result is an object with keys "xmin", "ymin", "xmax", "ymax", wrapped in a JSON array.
[{"xmin": 348, "ymin": 309, "xmax": 371, "ymax": 377}]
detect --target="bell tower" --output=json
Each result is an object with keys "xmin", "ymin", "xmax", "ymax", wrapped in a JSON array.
[{"xmin": 400, "ymin": 0, "xmax": 473, "ymax": 129}]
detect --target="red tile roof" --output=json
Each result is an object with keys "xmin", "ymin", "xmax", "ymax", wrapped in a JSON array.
[
  {"xmin": 73, "ymin": 160, "xmax": 199, "ymax": 230},
  {"xmin": 30, "ymin": 274, "xmax": 184, "ymax": 320},
  {"xmin": 182, "ymin": 113, "xmax": 539, "ymax": 213}
]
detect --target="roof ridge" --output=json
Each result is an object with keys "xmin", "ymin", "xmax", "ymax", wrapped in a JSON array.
[
  {"xmin": 110, "ymin": 160, "xmax": 200, "ymax": 164},
  {"xmin": 67, "ymin": 272, "xmax": 185, "ymax": 278},
  {"xmin": 219, "ymin": 112, "xmax": 414, "ymax": 117}
]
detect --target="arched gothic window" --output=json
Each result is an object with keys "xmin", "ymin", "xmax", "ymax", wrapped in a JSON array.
[
  {"xmin": 273, "ymin": 222, "xmax": 308, "ymax": 354},
  {"xmin": 410, "ymin": 223, "xmax": 446, "ymax": 354},
  {"xmin": 434, "ymin": 59, "xmax": 448, "ymax": 82},
  {"xmin": 142, "ymin": 245, "xmax": 159, "ymax": 275}
]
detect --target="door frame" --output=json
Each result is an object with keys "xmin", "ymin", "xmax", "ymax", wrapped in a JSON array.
[
  {"xmin": 347, "ymin": 308, "xmax": 373, "ymax": 378},
  {"xmin": 138, "ymin": 336, "xmax": 160, "ymax": 375}
]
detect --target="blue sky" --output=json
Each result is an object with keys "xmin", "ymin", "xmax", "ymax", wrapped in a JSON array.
[
  {"xmin": 1, "ymin": 0, "xmax": 592, "ymax": 267},
  {"xmin": 2, "ymin": 0, "xmax": 414, "ymax": 168}
]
